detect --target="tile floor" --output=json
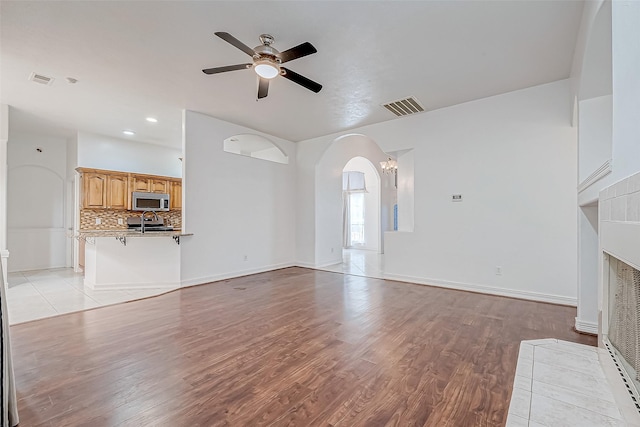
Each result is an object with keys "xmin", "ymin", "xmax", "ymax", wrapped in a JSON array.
[
  {"xmin": 507, "ymin": 339, "xmax": 640, "ymax": 426},
  {"xmin": 6, "ymin": 268, "xmax": 175, "ymax": 325},
  {"xmin": 319, "ymin": 248, "xmax": 385, "ymax": 278}
]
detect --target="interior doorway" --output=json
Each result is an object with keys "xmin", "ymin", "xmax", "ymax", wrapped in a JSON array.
[
  {"xmin": 321, "ymin": 156, "xmax": 385, "ymax": 278},
  {"xmin": 342, "ymin": 157, "xmax": 380, "ymax": 252}
]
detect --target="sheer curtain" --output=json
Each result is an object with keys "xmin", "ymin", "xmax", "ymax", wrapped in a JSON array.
[
  {"xmin": 1, "ymin": 261, "xmax": 19, "ymax": 426},
  {"xmin": 342, "ymin": 171, "xmax": 367, "ymax": 248}
]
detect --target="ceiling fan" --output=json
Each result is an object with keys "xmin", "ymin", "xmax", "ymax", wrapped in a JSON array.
[{"xmin": 202, "ymin": 32, "xmax": 322, "ymax": 100}]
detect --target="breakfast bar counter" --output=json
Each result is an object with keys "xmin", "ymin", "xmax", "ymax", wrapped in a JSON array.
[{"xmin": 79, "ymin": 229, "xmax": 192, "ymax": 290}]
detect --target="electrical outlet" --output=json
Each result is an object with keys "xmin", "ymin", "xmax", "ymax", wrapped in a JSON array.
[
  {"xmin": 117, "ymin": 218, "xmax": 123, "ymax": 225},
  {"xmin": 95, "ymin": 218, "xmax": 101, "ymax": 225},
  {"xmin": 495, "ymin": 266, "xmax": 502, "ymax": 276},
  {"xmin": 244, "ymin": 255, "xmax": 248, "ymax": 261},
  {"xmin": 331, "ymin": 247, "xmax": 334, "ymax": 253}
]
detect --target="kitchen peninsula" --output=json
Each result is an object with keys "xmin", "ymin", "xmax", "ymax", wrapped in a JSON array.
[
  {"xmin": 79, "ymin": 229, "xmax": 191, "ymax": 290},
  {"xmin": 76, "ymin": 167, "xmax": 188, "ymax": 290}
]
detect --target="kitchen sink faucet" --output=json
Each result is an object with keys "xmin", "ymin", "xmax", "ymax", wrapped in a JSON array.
[{"xmin": 140, "ymin": 210, "xmax": 159, "ymax": 234}]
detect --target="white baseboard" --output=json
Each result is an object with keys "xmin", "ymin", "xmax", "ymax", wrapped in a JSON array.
[
  {"xmin": 181, "ymin": 261, "xmax": 295, "ymax": 288},
  {"xmin": 575, "ymin": 318, "xmax": 598, "ymax": 334},
  {"xmin": 314, "ymin": 258, "xmax": 343, "ymax": 269},
  {"xmin": 294, "ymin": 261, "xmax": 316, "ymax": 269},
  {"xmin": 383, "ymin": 273, "xmax": 577, "ymax": 306},
  {"xmin": 85, "ymin": 280, "xmax": 180, "ymax": 291}
]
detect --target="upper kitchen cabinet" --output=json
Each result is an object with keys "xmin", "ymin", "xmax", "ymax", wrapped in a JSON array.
[
  {"xmin": 106, "ymin": 174, "xmax": 129, "ymax": 209},
  {"xmin": 79, "ymin": 168, "xmax": 130, "ymax": 209},
  {"xmin": 130, "ymin": 176, "xmax": 151, "ymax": 192},
  {"xmin": 82, "ymin": 172, "xmax": 107, "ymax": 209},
  {"xmin": 150, "ymin": 179, "xmax": 168, "ymax": 194},
  {"xmin": 77, "ymin": 167, "xmax": 181, "ymax": 210},
  {"xmin": 130, "ymin": 176, "xmax": 168, "ymax": 194},
  {"xmin": 169, "ymin": 179, "xmax": 182, "ymax": 210}
]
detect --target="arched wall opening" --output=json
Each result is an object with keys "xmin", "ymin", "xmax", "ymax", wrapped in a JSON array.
[{"xmin": 314, "ymin": 134, "xmax": 395, "ymax": 267}]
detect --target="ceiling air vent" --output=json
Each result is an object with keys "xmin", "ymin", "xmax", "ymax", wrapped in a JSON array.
[
  {"xmin": 382, "ymin": 96, "xmax": 425, "ymax": 117},
  {"xmin": 28, "ymin": 72, "xmax": 54, "ymax": 86}
]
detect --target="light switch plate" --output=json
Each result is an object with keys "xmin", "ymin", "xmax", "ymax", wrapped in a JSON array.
[{"xmin": 95, "ymin": 218, "xmax": 101, "ymax": 225}]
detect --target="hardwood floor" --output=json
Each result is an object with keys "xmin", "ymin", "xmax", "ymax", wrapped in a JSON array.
[{"xmin": 10, "ymin": 267, "xmax": 595, "ymax": 426}]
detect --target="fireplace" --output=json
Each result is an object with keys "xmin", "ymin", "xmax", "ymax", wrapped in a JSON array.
[
  {"xmin": 606, "ymin": 256, "xmax": 640, "ymax": 393},
  {"xmin": 599, "ymin": 170, "xmax": 640, "ymax": 419}
]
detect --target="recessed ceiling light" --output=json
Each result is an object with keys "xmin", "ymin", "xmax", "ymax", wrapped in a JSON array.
[
  {"xmin": 123, "ymin": 130, "xmax": 135, "ymax": 136},
  {"xmin": 146, "ymin": 117, "xmax": 158, "ymax": 123}
]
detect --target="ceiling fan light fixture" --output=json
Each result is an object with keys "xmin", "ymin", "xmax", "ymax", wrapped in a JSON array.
[{"xmin": 254, "ymin": 59, "xmax": 280, "ymax": 79}]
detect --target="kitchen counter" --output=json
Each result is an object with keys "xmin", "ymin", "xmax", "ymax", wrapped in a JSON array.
[
  {"xmin": 80, "ymin": 229, "xmax": 192, "ymax": 291},
  {"xmin": 78, "ymin": 229, "xmax": 193, "ymax": 239}
]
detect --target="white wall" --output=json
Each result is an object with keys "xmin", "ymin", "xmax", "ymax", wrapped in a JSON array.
[
  {"xmin": 297, "ymin": 80, "xmax": 578, "ymax": 304},
  {"xmin": 7, "ymin": 131, "xmax": 68, "ymax": 271},
  {"xmin": 180, "ymin": 111, "xmax": 296, "ymax": 285},
  {"xmin": 344, "ymin": 157, "xmax": 380, "ymax": 252},
  {"xmin": 397, "ymin": 150, "xmax": 415, "ymax": 232},
  {"xmin": 0, "ymin": 105, "xmax": 9, "ymax": 282},
  {"xmin": 77, "ymin": 132, "xmax": 182, "ymax": 177},
  {"xmin": 578, "ymin": 95, "xmax": 612, "ymax": 184},
  {"xmin": 610, "ymin": 1, "xmax": 640, "ymax": 184}
]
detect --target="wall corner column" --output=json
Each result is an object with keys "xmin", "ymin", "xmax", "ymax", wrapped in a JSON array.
[{"xmin": 0, "ymin": 105, "xmax": 9, "ymax": 285}]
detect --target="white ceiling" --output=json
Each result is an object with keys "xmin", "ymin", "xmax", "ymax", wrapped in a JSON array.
[{"xmin": 1, "ymin": 1, "xmax": 584, "ymax": 148}]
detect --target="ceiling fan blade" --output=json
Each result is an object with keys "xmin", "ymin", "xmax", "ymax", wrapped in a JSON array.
[
  {"xmin": 214, "ymin": 32, "xmax": 256, "ymax": 57},
  {"xmin": 278, "ymin": 42, "xmax": 318, "ymax": 63},
  {"xmin": 281, "ymin": 67, "xmax": 323, "ymax": 93},
  {"xmin": 257, "ymin": 78, "xmax": 269, "ymax": 99},
  {"xmin": 202, "ymin": 64, "xmax": 252, "ymax": 74}
]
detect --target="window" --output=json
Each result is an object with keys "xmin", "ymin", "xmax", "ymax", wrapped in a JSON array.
[{"xmin": 349, "ymin": 192, "xmax": 365, "ymax": 245}]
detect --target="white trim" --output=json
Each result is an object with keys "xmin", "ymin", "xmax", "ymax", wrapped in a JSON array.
[
  {"xmin": 294, "ymin": 260, "xmax": 317, "ymax": 269},
  {"xmin": 314, "ymin": 258, "xmax": 343, "ymax": 269},
  {"xmin": 0, "ymin": 249, "xmax": 8, "ymax": 285},
  {"xmin": 578, "ymin": 159, "xmax": 612, "ymax": 193},
  {"xmin": 574, "ymin": 317, "xmax": 598, "ymax": 334},
  {"xmin": 85, "ymin": 279, "xmax": 179, "ymax": 291},
  {"xmin": 180, "ymin": 261, "xmax": 295, "ymax": 288},
  {"xmin": 383, "ymin": 273, "xmax": 577, "ymax": 306}
]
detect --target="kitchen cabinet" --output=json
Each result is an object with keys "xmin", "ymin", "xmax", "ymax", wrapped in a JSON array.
[
  {"xmin": 78, "ymin": 167, "xmax": 181, "ymax": 210},
  {"xmin": 82, "ymin": 172, "xmax": 107, "ymax": 209},
  {"xmin": 150, "ymin": 179, "xmax": 168, "ymax": 194},
  {"xmin": 106, "ymin": 174, "xmax": 129, "ymax": 209},
  {"xmin": 130, "ymin": 176, "xmax": 152, "ymax": 192},
  {"xmin": 169, "ymin": 180, "xmax": 182, "ymax": 210},
  {"xmin": 81, "ymin": 171, "xmax": 130, "ymax": 209},
  {"xmin": 131, "ymin": 176, "xmax": 168, "ymax": 194}
]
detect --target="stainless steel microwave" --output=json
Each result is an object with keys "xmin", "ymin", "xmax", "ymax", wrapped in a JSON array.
[{"xmin": 132, "ymin": 192, "xmax": 170, "ymax": 211}]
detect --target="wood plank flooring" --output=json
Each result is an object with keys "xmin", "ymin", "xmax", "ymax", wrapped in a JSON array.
[{"xmin": 10, "ymin": 267, "xmax": 596, "ymax": 426}]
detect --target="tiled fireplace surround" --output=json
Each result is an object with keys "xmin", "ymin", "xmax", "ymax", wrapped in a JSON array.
[
  {"xmin": 507, "ymin": 170, "xmax": 640, "ymax": 426},
  {"xmin": 599, "ymin": 170, "xmax": 640, "ymax": 424}
]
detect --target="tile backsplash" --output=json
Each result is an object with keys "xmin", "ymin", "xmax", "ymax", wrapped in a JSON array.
[{"xmin": 80, "ymin": 209, "xmax": 182, "ymax": 230}]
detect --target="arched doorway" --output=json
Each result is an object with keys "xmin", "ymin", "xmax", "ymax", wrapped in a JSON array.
[{"xmin": 313, "ymin": 134, "xmax": 395, "ymax": 278}]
